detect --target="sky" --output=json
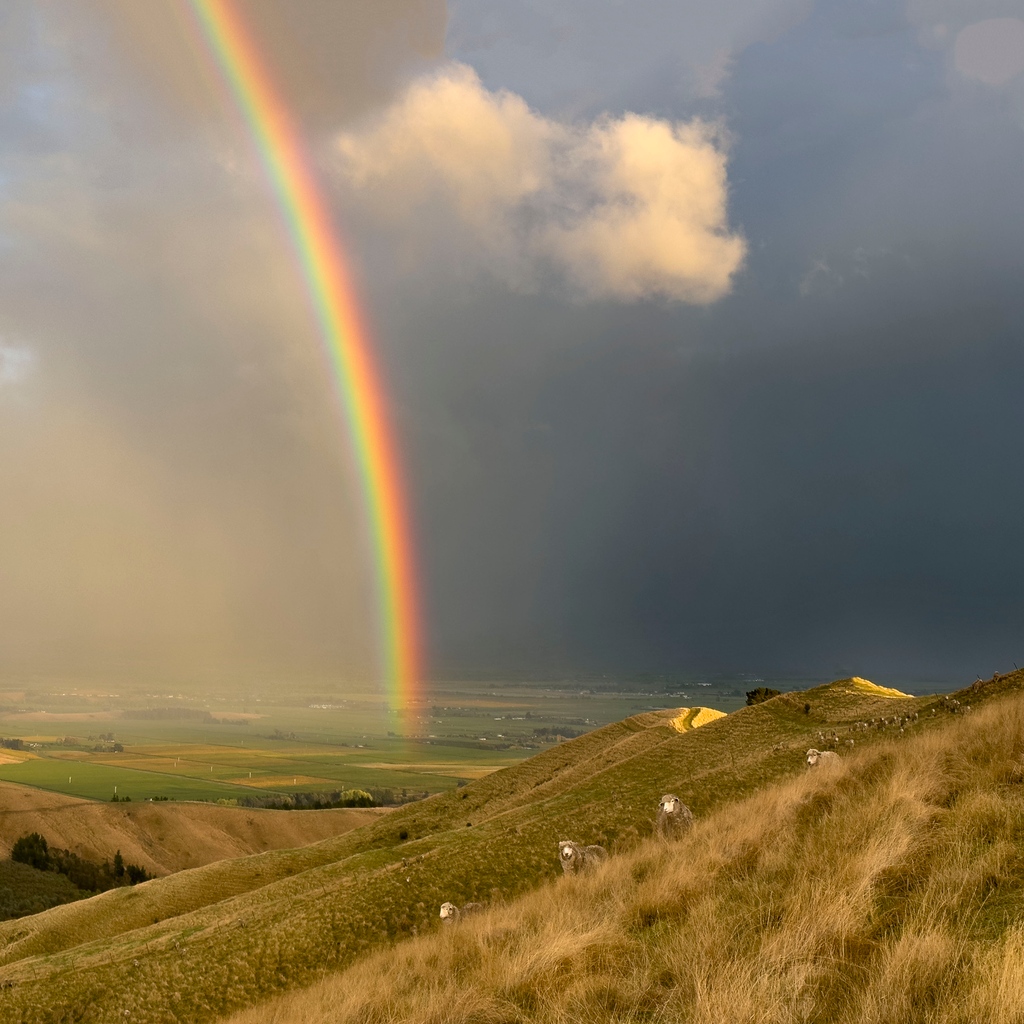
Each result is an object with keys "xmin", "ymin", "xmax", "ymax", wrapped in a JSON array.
[{"xmin": 2, "ymin": 0, "xmax": 1023, "ymax": 687}]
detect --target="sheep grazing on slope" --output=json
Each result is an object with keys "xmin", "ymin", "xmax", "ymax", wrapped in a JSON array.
[
  {"xmin": 439, "ymin": 901, "xmax": 483, "ymax": 924},
  {"xmin": 806, "ymin": 748, "xmax": 840, "ymax": 768},
  {"xmin": 655, "ymin": 794, "xmax": 695, "ymax": 839},
  {"xmin": 558, "ymin": 840, "xmax": 608, "ymax": 876}
]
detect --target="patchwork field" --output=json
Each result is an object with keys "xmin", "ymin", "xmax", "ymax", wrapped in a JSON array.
[
  {"xmin": 0, "ymin": 757, "xmax": 249, "ymax": 803},
  {"xmin": 0, "ymin": 676, "xmax": 795, "ymax": 805}
]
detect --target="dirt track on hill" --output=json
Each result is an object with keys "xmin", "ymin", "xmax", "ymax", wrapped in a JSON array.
[{"xmin": 0, "ymin": 781, "xmax": 387, "ymax": 875}]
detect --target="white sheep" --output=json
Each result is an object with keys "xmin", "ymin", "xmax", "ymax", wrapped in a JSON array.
[
  {"xmin": 439, "ymin": 901, "xmax": 483, "ymax": 924},
  {"xmin": 806, "ymin": 748, "xmax": 840, "ymax": 768},
  {"xmin": 558, "ymin": 840, "xmax": 608, "ymax": 875},
  {"xmin": 655, "ymin": 794, "xmax": 694, "ymax": 839}
]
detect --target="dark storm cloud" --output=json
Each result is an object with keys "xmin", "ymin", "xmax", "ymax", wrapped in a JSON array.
[
  {"xmin": 5, "ymin": 0, "xmax": 1024, "ymax": 689},
  {"xmin": 446, "ymin": 0, "xmax": 815, "ymax": 113},
  {"xmin": 358, "ymin": 0, "xmax": 1024, "ymax": 685}
]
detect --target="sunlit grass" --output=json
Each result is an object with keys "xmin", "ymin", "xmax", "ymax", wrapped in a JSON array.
[
  {"xmin": 0, "ymin": 758, "xmax": 247, "ymax": 801},
  {"xmin": 0, "ymin": 673, "xmax": 1015, "ymax": 1024},
  {"xmin": 227, "ymin": 692, "xmax": 1024, "ymax": 1024}
]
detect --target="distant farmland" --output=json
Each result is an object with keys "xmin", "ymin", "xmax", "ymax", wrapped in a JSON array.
[
  {"xmin": 0, "ymin": 757, "xmax": 251, "ymax": 802},
  {"xmin": 0, "ymin": 747, "xmax": 500, "ymax": 803},
  {"xmin": 0, "ymin": 679, "xmax": 732, "ymax": 803}
]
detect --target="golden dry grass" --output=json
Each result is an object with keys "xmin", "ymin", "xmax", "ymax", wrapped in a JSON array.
[
  {"xmin": 0, "ymin": 673, "xmax": 1018, "ymax": 1024},
  {"xmin": 669, "ymin": 707, "xmax": 728, "ymax": 732},
  {"xmin": 841, "ymin": 677, "xmax": 911, "ymax": 698},
  {"xmin": 225, "ymin": 693, "xmax": 1024, "ymax": 1024},
  {"xmin": 0, "ymin": 780, "xmax": 384, "ymax": 874},
  {"xmin": 0, "ymin": 749, "xmax": 34, "ymax": 765}
]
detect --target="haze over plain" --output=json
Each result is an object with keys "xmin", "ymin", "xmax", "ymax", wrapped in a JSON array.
[{"xmin": 2, "ymin": 0, "xmax": 1023, "ymax": 689}]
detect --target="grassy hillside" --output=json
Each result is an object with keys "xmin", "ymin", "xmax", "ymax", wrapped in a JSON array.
[
  {"xmin": 0, "ymin": 675, "xmax": 1014, "ymax": 1023},
  {"xmin": 224, "ymin": 681, "xmax": 1024, "ymax": 1024},
  {"xmin": 0, "ymin": 781, "xmax": 386, "ymax": 875},
  {"xmin": 0, "ymin": 862, "xmax": 86, "ymax": 921}
]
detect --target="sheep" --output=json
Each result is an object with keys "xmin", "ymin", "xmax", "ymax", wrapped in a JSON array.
[
  {"xmin": 844, "ymin": 738, "xmax": 855, "ymax": 747},
  {"xmin": 806, "ymin": 748, "xmax": 840, "ymax": 768},
  {"xmin": 655, "ymin": 794, "xmax": 695, "ymax": 839},
  {"xmin": 558, "ymin": 840, "xmax": 608, "ymax": 875},
  {"xmin": 439, "ymin": 901, "xmax": 483, "ymax": 924}
]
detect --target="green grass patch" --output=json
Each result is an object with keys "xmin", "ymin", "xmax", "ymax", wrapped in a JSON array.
[
  {"xmin": 0, "ymin": 861, "xmax": 87, "ymax": 921},
  {"xmin": 0, "ymin": 758, "xmax": 255, "ymax": 802}
]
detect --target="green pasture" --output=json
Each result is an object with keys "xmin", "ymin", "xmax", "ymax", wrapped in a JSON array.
[
  {"xmin": 0, "ymin": 677, "xmax": 747, "ymax": 804},
  {"xmin": 0, "ymin": 758, "xmax": 253, "ymax": 803},
  {"xmin": 0, "ymin": 741, "xmax": 521, "ymax": 802},
  {"xmin": 110, "ymin": 748, "xmax": 474, "ymax": 794}
]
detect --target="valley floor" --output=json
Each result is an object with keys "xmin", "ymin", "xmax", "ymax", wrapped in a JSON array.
[{"xmin": 1, "ymin": 672, "xmax": 1021, "ymax": 1024}]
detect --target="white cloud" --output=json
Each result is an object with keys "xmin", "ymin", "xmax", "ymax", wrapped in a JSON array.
[
  {"xmin": 908, "ymin": 2, "xmax": 1024, "ymax": 78},
  {"xmin": 907, "ymin": 4, "xmax": 1024, "ymax": 130},
  {"xmin": 0, "ymin": 343, "xmax": 35, "ymax": 386},
  {"xmin": 338, "ymin": 64, "xmax": 554, "ymax": 225},
  {"xmin": 954, "ymin": 18, "xmax": 1024, "ymax": 86},
  {"xmin": 799, "ymin": 258, "xmax": 841, "ymax": 298},
  {"xmin": 335, "ymin": 63, "xmax": 746, "ymax": 304}
]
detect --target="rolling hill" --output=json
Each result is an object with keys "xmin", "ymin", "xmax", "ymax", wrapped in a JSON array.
[
  {"xmin": 226, "ymin": 675, "xmax": 1024, "ymax": 1024},
  {"xmin": 0, "ymin": 782, "xmax": 386, "ymax": 876},
  {"xmin": 0, "ymin": 674, "xmax": 1018, "ymax": 1024}
]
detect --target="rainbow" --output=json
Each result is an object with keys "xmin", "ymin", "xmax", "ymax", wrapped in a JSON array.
[{"xmin": 181, "ymin": 0, "xmax": 421, "ymax": 710}]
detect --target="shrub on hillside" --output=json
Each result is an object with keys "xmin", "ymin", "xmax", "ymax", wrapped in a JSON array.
[
  {"xmin": 10, "ymin": 832, "xmax": 150, "ymax": 892},
  {"xmin": 12, "ymin": 831, "xmax": 51, "ymax": 870},
  {"xmin": 236, "ymin": 787, "xmax": 419, "ymax": 810},
  {"xmin": 0, "ymin": 860, "xmax": 87, "ymax": 921},
  {"xmin": 745, "ymin": 687, "xmax": 781, "ymax": 705}
]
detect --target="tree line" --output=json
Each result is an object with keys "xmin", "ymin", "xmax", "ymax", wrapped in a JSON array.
[
  {"xmin": 235, "ymin": 787, "xmax": 427, "ymax": 810},
  {"xmin": 11, "ymin": 833, "xmax": 151, "ymax": 891}
]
